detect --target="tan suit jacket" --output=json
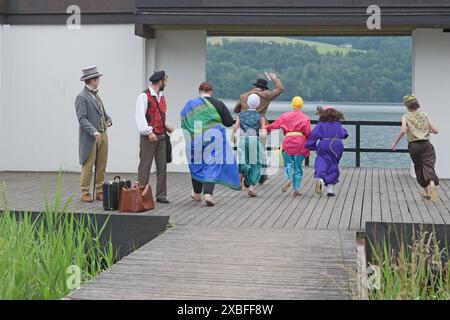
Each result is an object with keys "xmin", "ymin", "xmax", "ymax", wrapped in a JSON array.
[{"xmin": 235, "ymin": 78, "xmax": 284, "ymax": 115}]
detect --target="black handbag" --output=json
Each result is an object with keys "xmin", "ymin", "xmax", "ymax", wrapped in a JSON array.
[
  {"xmin": 102, "ymin": 176, "xmax": 132, "ymax": 211},
  {"xmin": 165, "ymin": 132, "xmax": 173, "ymax": 164}
]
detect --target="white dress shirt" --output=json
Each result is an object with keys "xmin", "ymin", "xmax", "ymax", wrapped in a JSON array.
[{"xmin": 135, "ymin": 86, "xmax": 165, "ymax": 136}]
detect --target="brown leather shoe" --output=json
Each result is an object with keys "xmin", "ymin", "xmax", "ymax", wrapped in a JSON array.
[
  {"xmin": 81, "ymin": 194, "xmax": 93, "ymax": 203},
  {"xmin": 95, "ymin": 193, "xmax": 104, "ymax": 201}
]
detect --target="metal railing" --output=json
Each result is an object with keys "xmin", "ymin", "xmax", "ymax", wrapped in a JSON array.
[{"xmin": 235, "ymin": 120, "xmax": 409, "ymax": 168}]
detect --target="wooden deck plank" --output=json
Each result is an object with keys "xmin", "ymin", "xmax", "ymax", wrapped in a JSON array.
[
  {"xmin": 384, "ymin": 168, "xmax": 403, "ymax": 223},
  {"xmin": 371, "ymin": 168, "xmax": 382, "ymax": 223},
  {"xmin": 396, "ymin": 168, "xmax": 424, "ymax": 224},
  {"xmin": 339, "ymin": 167, "xmax": 360, "ymax": 230},
  {"xmin": 378, "ymin": 168, "xmax": 392, "ymax": 223},
  {"xmin": 349, "ymin": 167, "xmax": 367, "ymax": 230},
  {"xmin": 285, "ymin": 169, "xmax": 318, "ymax": 228},
  {"xmin": 208, "ymin": 171, "xmax": 287, "ymax": 228},
  {"xmin": 327, "ymin": 168, "xmax": 355, "ymax": 229},
  {"xmin": 68, "ymin": 226, "xmax": 356, "ymax": 300},
  {"xmin": 407, "ymin": 171, "xmax": 447, "ymax": 225},
  {"xmin": 238, "ymin": 175, "xmax": 289, "ymax": 228},
  {"xmin": 1, "ymin": 169, "xmax": 449, "ymax": 231},
  {"xmin": 200, "ymin": 173, "xmax": 280, "ymax": 228},
  {"xmin": 316, "ymin": 168, "xmax": 350, "ymax": 229},
  {"xmin": 360, "ymin": 168, "xmax": 373, "ymax": 229},
  {"xmin": 170, "ymin": 183, "xmax": 235, "ymax": 225},
  {"xmin": 402, "ymin": 168, "xmax": 435, "ymax": 224},
  {"xmin": 440, "ymin": 180, "xmax": 450, "ymax": 201},
  {"xmin": 391, "ymin": 168, "xmax": 414, "ymax": 224},
  {"xmin": 274, "ymin": 168, "xmax": 315, "ymax": 228},
  {"xmin": 258, "ymin": 168, "xmax": 315, "ymax": 229},
  {"xmin": 258, "ymin": 169, "xmax": 314, "ymax": 229},
  {"xmin": 303, "ymin": 177, "xmax": 332, "ymax": 229}
]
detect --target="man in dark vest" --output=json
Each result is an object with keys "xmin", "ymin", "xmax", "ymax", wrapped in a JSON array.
[
  {"xmin": 75, "ymin": 66, "xmax": 112, "ymax": 202},
  {"xmin": 135, "ymin": 71, "xmax": 173, "ymax": 204}
]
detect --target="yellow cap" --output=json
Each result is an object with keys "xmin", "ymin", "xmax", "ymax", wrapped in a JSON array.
[{"xmin": 292, "ymin": 96, "xmax": 304, "ymax": 110}]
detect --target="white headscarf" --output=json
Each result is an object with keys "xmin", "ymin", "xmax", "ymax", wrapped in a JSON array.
[{"xmin": 247, "ymin": 93, "xmax": 260, "ymax": 110}]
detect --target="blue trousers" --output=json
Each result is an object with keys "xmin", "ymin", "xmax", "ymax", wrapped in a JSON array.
[{"xmin": 282, "ymin": 151, "xmax": 305, "ymax": 191}]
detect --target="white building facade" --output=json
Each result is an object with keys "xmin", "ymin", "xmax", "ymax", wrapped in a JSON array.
[{"xmin": 0, "ymin": 1, "xmax": 449, "ymax": 177}]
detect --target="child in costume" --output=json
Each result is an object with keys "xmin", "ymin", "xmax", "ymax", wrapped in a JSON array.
[
  {"xmin": 235, "ymin": 94, "xmax": 267, "ymax": 197},
  {"xmin": 392, "ymin": 94, "xmax": 440, "ymax": 202},
  {"xmin": 306, "ymin": 106, "xmax": 348, "ymax": 197},
  {"xmin": 266, "ymin": 96, "xmax": 311, "ymax": 196}
]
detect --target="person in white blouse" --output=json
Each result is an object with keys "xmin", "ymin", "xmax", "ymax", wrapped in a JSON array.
[{"xmin": 135, "ymin": 71, "xmax": 174, "ymax": 204}]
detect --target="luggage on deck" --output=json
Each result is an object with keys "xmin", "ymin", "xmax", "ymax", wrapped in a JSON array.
[
  {"xmin": 119, "ymin": 183, "xmax": 155, "ymax": 213},
  {"xmin": 102, "ymin": 176, "xmax": 132, "ymax": 211}
]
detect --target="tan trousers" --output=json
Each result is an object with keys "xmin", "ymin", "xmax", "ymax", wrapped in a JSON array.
[
  {"xmin": 137, "ymin": 134, "xmax": 167, "ymax": 200},
  {"xmin": 80, "ymin": 132, "xmax": 109, "ymax": 195}
]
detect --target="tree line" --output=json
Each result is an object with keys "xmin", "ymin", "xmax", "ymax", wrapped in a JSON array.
[{"xmin": 206, "ymin": 38, "xmax": 412, "ymax": 103}]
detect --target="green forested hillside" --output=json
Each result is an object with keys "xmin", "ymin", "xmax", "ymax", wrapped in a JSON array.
[{"xmin": 206, "ymin": 37, "xmax": 412, "ymax": 103}]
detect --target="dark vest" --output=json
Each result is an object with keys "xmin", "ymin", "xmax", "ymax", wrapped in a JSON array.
[{"xmin": 145, "ymin": 90, "xmax": 167, "ymax": 134}]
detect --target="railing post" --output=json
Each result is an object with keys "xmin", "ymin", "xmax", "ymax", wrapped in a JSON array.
[{"xmin": 356, "ymin": 123, "xmax": 361, "ymax": 167}]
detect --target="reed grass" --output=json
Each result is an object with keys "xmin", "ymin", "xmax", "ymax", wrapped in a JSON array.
[
  {"xmin": 368, "ymin": 228, "xmax": 450, "ymax": 300},
  {"xmin": 0, "ymin": 172, "xmax": 116, "ymax": 300}
]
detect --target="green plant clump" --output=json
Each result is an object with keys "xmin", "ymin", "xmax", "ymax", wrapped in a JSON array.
[
  {"xmin": 0, "ymin": 172, "xmax": 115, "ymax": 300},
  {"xmin": 369, "ymin": 229, "xmax": 450, "ymax": 300}
]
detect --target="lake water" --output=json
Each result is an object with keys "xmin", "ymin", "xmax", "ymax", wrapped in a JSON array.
[{"xmin": 222, "ymin": 100, "xmax": 411, "ymax": 168}]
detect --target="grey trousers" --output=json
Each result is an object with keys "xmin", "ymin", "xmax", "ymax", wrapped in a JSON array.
[{"xmin": 137, "ymin": 134, "xmax": 167, "ymax": 200}]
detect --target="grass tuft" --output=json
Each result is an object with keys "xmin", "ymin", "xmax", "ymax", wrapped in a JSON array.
[{"xmin": 0, "ymin": 171, "xmax": 116, "ymax": 300}]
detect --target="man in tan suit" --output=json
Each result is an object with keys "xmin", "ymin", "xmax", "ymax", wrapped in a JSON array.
[
  {"xmin": 75, "ymin": 66, "xmax": 112, "ymax": 202},
  {"xmin": 234, "ymin": 73, "xmax": 284, "ymax": 115},
  {"xmin": 234, "ymin": 73, "xmax": 284, "ymax": 184}
]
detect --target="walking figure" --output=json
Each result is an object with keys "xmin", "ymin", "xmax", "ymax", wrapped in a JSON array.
[{"xmin": 392, "ymin": 94, "xmax": 440, "ymax": 202}]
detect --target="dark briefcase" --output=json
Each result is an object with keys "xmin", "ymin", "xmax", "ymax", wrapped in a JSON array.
[{"xmin": 103, "ymin": 176, "xmax": 132, "ymax": 211}]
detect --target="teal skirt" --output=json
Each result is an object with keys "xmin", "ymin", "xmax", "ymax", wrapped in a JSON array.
[{"xmin": 238, "ymin": 136, "xmax": 263, "ymax": 186}]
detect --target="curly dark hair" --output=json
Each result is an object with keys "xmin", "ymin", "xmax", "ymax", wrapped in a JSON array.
[{"xmin": 319, "ymin": 109, "xmax": 345, "ymax": 122}]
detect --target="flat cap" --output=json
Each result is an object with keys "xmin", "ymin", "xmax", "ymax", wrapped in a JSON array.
[{"xmin": 150, "ymin": 71, "xmax": 166, "ymax": 83}]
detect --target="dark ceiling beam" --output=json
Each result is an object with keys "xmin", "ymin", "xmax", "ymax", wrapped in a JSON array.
[
  {"xmin": 134, "ymin": 0, "xmax": 450, "ymax": 36},
  {"xmin": 7, "ymin": 0, "xmax": 135, "ymax": 14},
  {"xmin": 135, "ymin": 23, "xmax": 154, "ymax": 39},
  {"xmin": 136, "ymin": 0, "xmax": 450, "ymax": 9},
  {"xmin": 0, "ymin": 0, "xmax": 7, "ymax": 23},
  {"xmin": 2, "ymin": 0, "xmax": 136, "ymax": 25}
]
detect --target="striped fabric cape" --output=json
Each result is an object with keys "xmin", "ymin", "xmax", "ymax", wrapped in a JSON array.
[{"xmin": 181, "ymin": 97, "xmax": 240, "ymax": 190}]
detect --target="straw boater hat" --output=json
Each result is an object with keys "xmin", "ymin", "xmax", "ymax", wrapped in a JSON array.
[
  {"xmin": 80, "ymin": 66, "xmax": 103, "ymax": 82},
  {"xmin": 403, "ymin": 94, "xmax": 418, "ymax": 104}
]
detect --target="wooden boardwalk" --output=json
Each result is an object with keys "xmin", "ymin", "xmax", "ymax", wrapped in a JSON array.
[
  {"xmin": 2, "ymin": 168, "xmax": 449, "ymax": 300},
  {"xmin": 1, "ymin": 168, "xmax": 449, "ymax": 230},
  {"xmin": 68, "ymin": 227, "xmax": 356, "ymax": 300}
]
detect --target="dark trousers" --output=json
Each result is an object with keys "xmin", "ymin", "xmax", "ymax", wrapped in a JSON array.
[
  {"xmin": 138, "ymin": 134, "xmax": 167, "ymax": 200},
  {"xmin": 191, "ymin": 178, "xmax": 215, "ymax": 196},
  {"xmin": 408, "ymin": 140, "xmax": 439, "ymax": 188}
]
